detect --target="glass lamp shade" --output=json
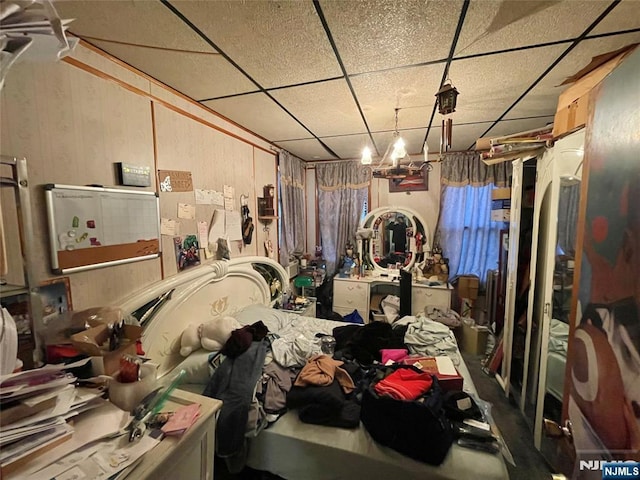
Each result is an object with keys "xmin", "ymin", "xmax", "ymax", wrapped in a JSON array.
[{"xmin": 361, "ymin": 146, "xmax": 372, "ymax": 165}]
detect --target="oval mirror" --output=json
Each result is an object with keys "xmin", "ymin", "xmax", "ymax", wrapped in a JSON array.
[{"xmin": 360, "ymin": 206, "xmax": 430, "ymax": 274}]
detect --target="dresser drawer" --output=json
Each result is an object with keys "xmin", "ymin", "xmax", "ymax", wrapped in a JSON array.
[
  {"xmin": 412, "ymin": 286, "xmax": 451, "ymax": 314},
  {"xmin": 333, "ymin": 280, "xmax": 369, "ymax": 307}
]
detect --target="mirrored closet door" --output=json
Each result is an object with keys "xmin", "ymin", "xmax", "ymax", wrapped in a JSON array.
[{"xmin": 519, "ymin": 129, "xmax": 585, "ymax": 467}]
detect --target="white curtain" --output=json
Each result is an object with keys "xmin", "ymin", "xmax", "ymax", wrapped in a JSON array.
[
  {"xmin": 316, "ymin": 162, "xmax": 370, "ymax": 275},
  {"xmin": 279, "ymin": 151, "xmax": 306, "ymax": 267},
  {"xmin": 437, "ymin": 153, "xmax": 512, "ymax": 284}
]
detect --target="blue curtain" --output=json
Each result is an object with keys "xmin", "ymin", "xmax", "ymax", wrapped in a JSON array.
[{"xmin": 438, "ymin": 184, "xmax": 502, "ymax": 284}]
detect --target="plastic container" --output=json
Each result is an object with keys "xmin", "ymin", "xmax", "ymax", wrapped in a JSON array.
[{"xmin": 320, "ymin": 336, "xmax": 336, "ymax": 355}]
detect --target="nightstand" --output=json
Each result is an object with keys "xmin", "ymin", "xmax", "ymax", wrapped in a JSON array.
[
  {"xmin": 118, "ymin": 389, "xmax": 222, "ymax": 479},
  {"xmin": 279, "ymin": 296, "xmax": 316, "ymax": 318}
]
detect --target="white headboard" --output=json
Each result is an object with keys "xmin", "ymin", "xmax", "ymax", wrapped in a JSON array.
[{"xmin": 116, "ymin": 256, "xmax": 289, "ymax": 378}]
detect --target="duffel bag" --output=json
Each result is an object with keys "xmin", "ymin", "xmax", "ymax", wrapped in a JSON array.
[{"xmin": 360, "ymin": 365, "xmax": 454, "ymax": 465}]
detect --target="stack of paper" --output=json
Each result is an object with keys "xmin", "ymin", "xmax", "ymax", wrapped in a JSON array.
[
  {"xmin": 0, "ymin": 360, "xmax": 106, "ymax": 476},
  {"xmin": 161, "ymin": 403, "xmax": 201, "ymax": 436}
]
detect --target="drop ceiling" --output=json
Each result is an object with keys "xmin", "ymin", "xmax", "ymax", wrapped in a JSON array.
[{"xmin": 56, "ymin": 0, "xmax": 640, "ymax": 162}]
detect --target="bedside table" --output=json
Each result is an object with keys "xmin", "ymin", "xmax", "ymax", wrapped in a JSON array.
[
  {"xmin": 120, "ymin": 389, "xmax": 222, "ymax": 480},
  {"xmin": 279, "ymin": 296, "xmax": 316, "ymax": 317}
]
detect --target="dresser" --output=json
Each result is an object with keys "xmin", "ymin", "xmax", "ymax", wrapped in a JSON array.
[{"xmin": 333, "ymin": 276, "xmax": 451, "ymax": 322}]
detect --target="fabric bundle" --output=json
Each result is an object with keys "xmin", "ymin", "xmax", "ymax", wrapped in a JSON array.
[
  {"xmin": 294, "ymin": 354, "xmax": 354, "ymax": 394},
  {"xmin": 332, "ymin": 321, "xmax": 407, "ymax": 364},
  {"xmin": 394, "ymin": 316, "xmax": 461, "ymax": 365},
  {"xmin": 374, "ymin": 368, "xmax": 433, "ymax": 401},
  {"xmin": 221, "ymin": 320, "xmax": 269, "ymax": 358}
]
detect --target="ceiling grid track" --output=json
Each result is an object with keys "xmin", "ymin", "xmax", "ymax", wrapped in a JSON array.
[
  {"xmin": 160, "ymin": 0, "xmax": 341, "ymax": 159},
  {"xmin": 468, "ymin": 0, "xmax": 623, "ymax": 149},
  {"xmin": 423, "ymin": 0, "xmax": 471, "ymax": 148},
  {"xmin": 193, "ymin": 26, "xmax": 639, "ymax": 111},
  {"xmin": 312, "ymin": 0, "xmax": 378, "ymax": 157}
]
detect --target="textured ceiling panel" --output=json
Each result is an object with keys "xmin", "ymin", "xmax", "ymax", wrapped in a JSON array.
[
  {"xmin": 455, "ymin": 0, "xmax": 610, "ymax": 57},
  {"xmin": 447, "ymin": 44, "xmax": 566, "ymax": 124},
  {"xmin": 58, "ymin": 1, "xmax": 257, "ymax": 99},
  {"xmin": 504, "ymin": 32, "xmax": 640, "ymax": 120},
  {"xmin": 274, "ymin": 139, "xmax": 338, "ymax": 161},
  {"xmin": 371, "ymin": 128, "xmax": 427, "ymax": 160},
  {"xmin": 441, "ymin": 123, "xmax": 486, "ymax": 152},
  {"xmin": 171, "ymin": 0, "xmax": 342, "ymax": 89},
  {"xmin": 202, "ymin": 93, "xmax": 312, "ymax": 142},
  {"xmin": 270, "ymin": 79, "xmax": 366, "ymax": 137},
  {"xmin": 321, "ymin": 134, "xmax": 375, "ymax": 160},
  {"xmin": 590, "ymin": 0, "xmax": 640, "ymax": 35},
  {"xmin": 351, "ymin": 64, "xmax": 443, "ymax": 131},
  {"xmin": 89, "ymin": 41, "xmax": 257, "ymax": 100},
  {"xmin": 57, "ymin": 1, "xmax": 212, "ymax": 51},
  {"xmin": 320, "ymin": 0, "xmax": 463, "ymax": 74}
]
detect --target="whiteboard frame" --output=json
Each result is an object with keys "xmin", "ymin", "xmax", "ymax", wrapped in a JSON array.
[{"xmin": 44, "ymin": 184, "xmax": 161, "ymax": 274}]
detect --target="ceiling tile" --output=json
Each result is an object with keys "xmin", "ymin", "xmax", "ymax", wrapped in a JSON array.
[
  {"xmin": 590, "ymin": 0, "xmax": 640, "ymax": 35},
  {"xmin": 455, "ymin": 0, "xmax": 611, "ymax": 57},
  {"xmin": 270, "ymin": 79, "xmax": 366, "ymax": 137},
  {"xmin": 89, "ymin": 41, "xmax": 257, "ymax": 100},
  {"xmin": 202, "ymin": 93, "xmax": 312, "ymax": 142},
  {"xmin": 321, "ymin": 134, "xmax": 375, "ymax": 160},
  {"xmin": 350, "ymin": 64, "xmax": 442, "ymax": 131},
  {"xmin": 58, "ymin": 1, "xmax": 257, "ymax": 99},
  {"xmin": 275, "ymin": 139, "xmax": 338, "ymax": 161},
  {"xmin": 447, "ymin": 44, "xmax": 566, "ymax": 124},
  {"xmin": 171, "ymin": 0, "xmax": 342, "ymax": 89},
  {"xmin": 57, "ymin": 1, "xmax": 213, "ymax": 51},
  {"xmin": 504, "ymin": 31, "xmax": 640, "ymax": 120},
  {"xmin": 320, "ymin": 0, "xmax": 463, "ymax": 74},
  {"xmin": 440, "ymin": 123, "xmax": 486, "ymax": 152},
  {"xmin": 371, "ymin": 127, "xmax": 427, "ymax": 160}
]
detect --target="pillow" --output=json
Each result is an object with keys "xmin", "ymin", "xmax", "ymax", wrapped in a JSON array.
[
  {"xmin": 234, "ymin": 303, "xmax": 286, "ymax": 332},
  {"xmin": 172, "ymin": 350, "xmax": 213, "ymax": 385}
]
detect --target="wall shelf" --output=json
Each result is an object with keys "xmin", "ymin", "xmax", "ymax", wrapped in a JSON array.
[{"xmin": 0, "ymin": 155, "xmax": 43, "ymax": 368}]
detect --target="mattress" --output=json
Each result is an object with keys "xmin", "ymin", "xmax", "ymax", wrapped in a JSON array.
[
  {"xmin": 170, "ymin": 307, "xmax": 508, "ymax": 480},
  {"xmin": 246, "ymin": 353, "xmax": 509, "ymax": 480}
]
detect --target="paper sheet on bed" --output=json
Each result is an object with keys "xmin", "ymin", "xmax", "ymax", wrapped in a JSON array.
[{"xmin": 435, "ymin": 356, "xmax": 458, "ymax": 376}]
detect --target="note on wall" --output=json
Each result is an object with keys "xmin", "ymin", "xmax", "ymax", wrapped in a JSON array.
[
  {"xmin": 160, "ymin": 218, "xmax": 179, "ymax": 236},
  {"xmin": 223, "ymin": 184, "xmax": 235, "ymax": 211},
  {"xmin": 225, "ymin": 210, "xmax": 243, "ymax": 241},
  {"xmin": 207, "ymin": 209, "xmax": 226, "ymax": 246},
  {"xmin": 197, "ymin": 221, "xmax": 208, "ymax": 247},
  {"xmin": 195, "ymin": 189, "xmax": 214, "ymax": 205},
  {"xmin": 212, "ymin": 191, "xmax": 224, "ymax": 206},
  {"xmin": 177, "ymin": 203, "xmax": 195, "ymax": 219}
]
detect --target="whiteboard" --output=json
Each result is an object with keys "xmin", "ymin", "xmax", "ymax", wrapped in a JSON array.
[{"xmin": 45, "ymin": 184, "xmax": 160, "ymax": 273}]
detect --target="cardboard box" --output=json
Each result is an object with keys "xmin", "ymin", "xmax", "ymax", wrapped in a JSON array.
[
  {"xmin": 70, "ymin": 324, "xmax": 142, "ymax": 375},
  {"xmin": 456, "ymin": 275, "xmax": 479, "ymax": 300},
  {"xmin": 553, "ymin": 44, "xmax": 637, "ymax": 139},
  {"xmin": 401, "ymin": 356, "xmax": 464, "ymax": 392},
  {"xmin": 459, "ymin": 322, "xmax": 490, "ymax": 356}
]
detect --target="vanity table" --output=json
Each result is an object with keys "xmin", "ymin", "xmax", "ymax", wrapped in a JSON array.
[
  {"xmin": 334, "ymin": 206, "xmax": 451, "ymax": 322},
  {"xmin": 333, "ymin": 275, "xmax": 451, "ymax": 322}
]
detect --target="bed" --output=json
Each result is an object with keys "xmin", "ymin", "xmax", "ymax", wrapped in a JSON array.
[{"xmin": 116, "ymin": 256, "xmax": 509, "ymax": 480}]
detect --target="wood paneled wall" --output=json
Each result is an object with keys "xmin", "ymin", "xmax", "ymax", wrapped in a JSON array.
[{"xmin": 0, "ymin": 42, "xmax": 278, "ymax": 310}]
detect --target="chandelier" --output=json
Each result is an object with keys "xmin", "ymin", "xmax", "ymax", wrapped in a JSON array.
[{"xmin": 360, "ymin": 108, "xmax": 428, "ymax": 179}]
